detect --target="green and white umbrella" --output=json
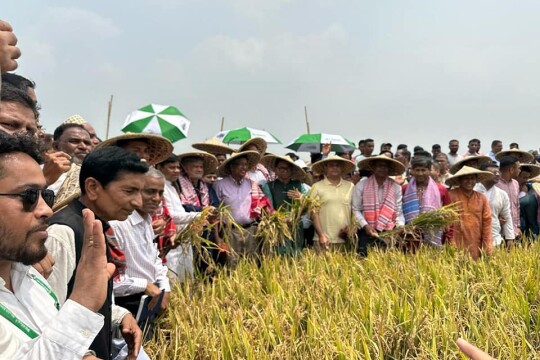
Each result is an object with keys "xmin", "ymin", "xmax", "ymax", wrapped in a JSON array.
[
  {"xmin": 215, "ymin": 127, "xmax": 281, "ymax": 144},
  {"xmin": 121, "ymin": 104, "xmax": 190, "ymax": 143},
  {"xmin": 286, "ymin": 133, "xmax": 356, "ymax": 153}
]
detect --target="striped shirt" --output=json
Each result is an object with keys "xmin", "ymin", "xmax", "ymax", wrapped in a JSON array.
[{"xmin": 109, "ymin": 210, "xmax": 171, "ymax": 297}]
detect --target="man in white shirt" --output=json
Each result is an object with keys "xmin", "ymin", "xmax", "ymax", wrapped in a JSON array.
[
  {"xmin": 110, "ymin": 168, "xmax": 171, "ymax": 316},
  {"xmin": 474, "ymin": 162, "xmax": 515, "ymax": 247},
  {"xmin": 0, "ymin": 132, "xmax": 109, "ymax": 359},
  {"xmin": 156, "ymin": 155, "xmax": 200, "ymax": 281},
  {"xmin": 447, "ymin": 139, "xmax": 463, "ymax": 166}
]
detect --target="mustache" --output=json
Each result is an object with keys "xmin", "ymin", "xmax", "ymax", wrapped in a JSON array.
[{"xmin": 28, "ymin": 222, "xmax": 48, "ymax": 234}]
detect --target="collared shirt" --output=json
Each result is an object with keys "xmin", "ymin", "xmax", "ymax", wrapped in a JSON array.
[
  {"xmin": 310, "ymin": 177, "xmax": 354, "ymax": 244},
  {"xmin": 352, "ymin": 177, "xmax": 405, "ymax": 229},
  {"xmin": 0, "ymin": 264, "xmax": 103, "ymax": 359},
  {"xmin": 448, "ymin": 188, "xmax": 492, "ymax": 260},
  {"xmin": 447, "ymin": 153, "xmax": 463, "ymax": 166},
  {"xmin": 47, "ymin": 172, "xmax": 67, "ymax": 195},
  {"xmin": 474, "ymin": 183, "xmax": 515, "ymax": 245},
  {"xmin": 163, "ymin": 180, "xmax": 200, "ymax": 227},
  {"xmin": 487, "ymin": 151, "xmax": 499, "ymax": 165},
  {"xmin": 110, "ymin": 211, "xmax": 171, "ymax": 297},
  {"xmin": 495, "ymin": 177, "xmax": 520, "ymax": 234},
  {"xmin": 214, "ymin": 176, "xmax": 253, "ymax": 225}
]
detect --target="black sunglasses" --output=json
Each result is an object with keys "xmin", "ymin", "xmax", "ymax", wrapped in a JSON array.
[{"xmin": 0, "ymin": 189, "xmax": 56, "ymax": 212}]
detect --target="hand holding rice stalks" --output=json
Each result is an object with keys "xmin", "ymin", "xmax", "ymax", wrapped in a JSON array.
[{"xmin": 379, "ymin": 203, "xmax": 462, "ymax": 247}]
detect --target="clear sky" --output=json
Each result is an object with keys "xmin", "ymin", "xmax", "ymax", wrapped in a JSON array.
[{"xmin": 4, "ymin": 0, "xmax": 540, "ymax": 156}]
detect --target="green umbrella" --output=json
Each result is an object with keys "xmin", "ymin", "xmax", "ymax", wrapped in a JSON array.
[
  {"xmin": 215, "ymin": 127, "xmax": 281, "ymax": 144},
  {"xmin": 121, "ymin": 104, "xmax": 190, "ymax": 143},
  {"xmin": 286, "ymin": 133, "xmax": 356, "ymax": 153}
]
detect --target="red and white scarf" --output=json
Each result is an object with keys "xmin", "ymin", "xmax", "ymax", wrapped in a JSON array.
[
  {"xmin": 362, "ymin": 176, "xmax": 398, "ymax": 231},
  {"xmin": 178, "ymin": 174, "xmax": 210, "ymax": 207}
]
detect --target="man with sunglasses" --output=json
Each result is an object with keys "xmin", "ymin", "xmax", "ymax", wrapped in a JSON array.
[
  {"xmin": 45, "ymin": 146, "xmax": 148, "ymax": 360},
  {"xmin": 0, "ymin": 132, "xmax": 112, "ymax": 359}
]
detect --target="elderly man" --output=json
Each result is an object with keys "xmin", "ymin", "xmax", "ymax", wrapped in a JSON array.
[
  {"xmin": 446, "ymin": 166, "xmax": 493, "ymax": 260},
  {"xmin": 110, "ymin": 168, "xmax": 171, "ymax": 316},
  {"xmin": 46, "ymin": 147, "xmax": 147, "ymax": 360},
  {"xmin": 262, "ymin": 154, "xmax": 309, "ymax": 254},
  {"xmin": 176, "ymin": 151, "xmax": 221, "ymax": 274},
  {"xmin": 155, "ymin": 155, "xmax": 201, "ymax": 281},
  {"xmin": 214, "ymin": 151, "xmax": 271, "ymax": 266},
  {"xmin": 354, "ymin": 155, "xmax": 405, "ymax": 256},
  {"xmin": 402, "ymin": 156, "xmax": 450, "ymax": 247},
  {"xmin": 0, "ymin": 132, "xmax": 109, "ymax": 359},
  {"xmin": 474, "ymin": 162, "xmax": 515, "ymax": 247},
  {"xmin": 46, "ymin": 123, "xmax": 92, "ymax": 195},
  {"xmin": 310, "ymin": 156, "xmax": 354, "ymax": 252}
]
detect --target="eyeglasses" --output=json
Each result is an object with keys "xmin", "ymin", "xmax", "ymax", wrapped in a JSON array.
[{"xmin": 0, "ymin": 189, "xmax": 56, "ymax": 212}]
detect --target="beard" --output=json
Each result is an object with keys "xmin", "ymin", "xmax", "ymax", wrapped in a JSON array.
[{"xmin": 0, "ymin": 224, "xmax": 48, "ymax": 265}]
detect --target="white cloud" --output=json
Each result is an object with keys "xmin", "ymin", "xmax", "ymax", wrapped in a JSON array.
[{"xmin": 44, "ymin": 7, "xmax": 121, "ymax": 40}]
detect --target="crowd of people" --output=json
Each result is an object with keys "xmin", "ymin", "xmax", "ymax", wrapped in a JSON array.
[{"xmin": 1, "ymin": 19, "xmax": 539, "ymax": 359}]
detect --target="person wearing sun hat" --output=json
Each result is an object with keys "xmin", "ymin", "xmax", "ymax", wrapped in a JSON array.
[
  {"xmin": 176, "ymin": 151, "xmax": 224, "ymax": 273},
  {"xmin": 495, "ymin": 149, "xmax": 535, "ymax": 164},
  {"xmin": 261, "ymin": 154, "xmax": 309, "ymax": 254},
  {"xmin": 474, "ymin": 162, "xmax": 515, "ymax": 247},
  {"xmin": 237, "ymin": 137, "xmax": 273, "ymax": 185},
  {"xmin": 353, "ymin": 155, "xmax": 406, "ymax": 256},
  {"xmin": 214, "ymin": 150, "xmax": 273, "ymax": 267},
  {"xmin": 445, "ymin": 166, "xmax": 493, "ymax": 260},
  {"xmin": 192, "ymin": 137, "xmax": 234, "ymax": 166},
  {"xmin": 309, "ymin": 155, "xmax": 355, "ymax": 252},
  {"xmin": 516, "ymin": 163, "xmax": 540, "ymax": 239},
  {"xmin": 448, "ymin": 155, "xmax": 492, "ymax": 175},
  {"xmin": 94, "ymin": 132, "xmax": 173, "ymax": 166}
]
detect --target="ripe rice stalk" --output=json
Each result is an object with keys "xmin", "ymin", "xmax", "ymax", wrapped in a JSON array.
[
  {"xmin": 256, "ymin": 209, "xmax": 293, "ymax": 255},
  {"xmin": 379, "ymin": 203, "xmax": 462, "ymax": 247},
  {"xmin": 288, "ymin": 190, "xmax": 322, "ymax": 235}
]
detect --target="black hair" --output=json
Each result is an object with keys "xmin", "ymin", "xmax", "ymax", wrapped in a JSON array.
[
  {"xmin": 499, "ymin": 156, "xmax": 518, "ymax": 171},
  {"xmin": 480, "ymin": 162, "xmax": 499, "ymax": 171},
  {"xmin": 310, "ymin": 152, "xmax": 323, "ymax": 164},
  {"xmin": 509, "ymin": 142, "xmax": 519, "ymax": 149},
  {"xmin": 413, "ymin": 145, "xmax": 424, "ymax": 152},
  {"xmin": 0, "ymin": 132, "xmax": 41, "ymax": 177},
  {"xmin": 432, "ymin": 144, "xmax": 441, "ymax": 149},
  {"xmin": 401, "ymin": 150, "xmax": 412, "ymax": 161},
  {"xmin": 358, "ymin": 140, "xmax": 365, "ymax": 147},
  {"xmin": 397, "ymin": 144, "xmax": 407, "ymax": 150},
  {"xmin": 53, "ymin": 123, "xmax": 87, "ymax": 141},
  {"xmin": 415, "ymin": 150, "xmax": 432, "ymax": 158},
  {"xmin": 79, "ymin": 146, "xmax": 148, "ymax": 194},
  {"xmin": 1, "ymin": 73, "xmax": 36, "ymax": 90},
  {"xmin": 468, "ymin": 138, "xmax": 480, "ymax": 144},
  {"xmin": 156, "ymin": 154, "xmax": 179, "ymax": 167},
  {"xmin": 410, "ymin": 156, "xmax": 432, "ymax": 169},
  {"xmin": 491, "ymin": 140, "xmax": 502, "ymax": 147},
  {"xmin": 285, "ymin": 152, "xmax": 299, "ymax": 161},
  {"xmin": 364, "ymin": 138, "xmax": 374, "ymax": 144},
  {"xmin": 0, "ymin": 83, "xmax": 38, "ymax": 119}
]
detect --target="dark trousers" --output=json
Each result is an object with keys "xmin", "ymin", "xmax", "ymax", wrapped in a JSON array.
[
  {"xmin": 115, "ymin": 292, "xmax": 145, "ymax": 317},
  {"xmin": 357, "ymin": 228, "xmax": 387, "ymax": 257}
]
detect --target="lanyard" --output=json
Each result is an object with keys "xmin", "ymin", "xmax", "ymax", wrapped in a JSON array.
[{"xmin": 0, "ymin": 274, "xmax": 60, "ymax": 339}]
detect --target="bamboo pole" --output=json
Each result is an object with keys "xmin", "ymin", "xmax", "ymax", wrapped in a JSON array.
[
  {"xmin": 304, "ymin": 106, "xmax": 310, "ymax": 134},
  {"xmin": 105, "ymin": 95, "xmax": 114, "ymax": 140},
  {"xmin": 220, "ymin": 116, "xmax": 225, "ymax": 131}
]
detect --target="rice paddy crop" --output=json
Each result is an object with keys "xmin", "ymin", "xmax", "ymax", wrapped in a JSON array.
[{"xmin": 145, "ymin": 243, "xmax": 540, "ymax": 359}]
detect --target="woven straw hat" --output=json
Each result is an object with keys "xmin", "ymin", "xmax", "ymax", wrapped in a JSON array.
[
  {"xmin": 52, "ymin": 164, "xmax": 81, "ymax": 212},
  {"xmin": 94, "ymin": 133, "xmax": 173, "ymax": 166},
  {"xmin": 519, "ymin": 164, "xmax": 540, "ymax": 179},
  {"xmin": 237, "ymin": 137, "xmax": 267, "ymax": 155},
  {"xmin": 63, "ymin": 114, "xmax": 88, "ymax": 125},
  {"xmin": 177, "ymin": 151, "xmax": 218, "ymax": 176},
  {"xmin": 532, "ymin": 182, "xmax": 540, "ymax": 197},
  {"xmin": 217, "ymin": 150, "xmax": 261, "ymax": 177},
  {"xmin": 495, "ymin": 149, "xmax": 535, "ymax": 163},
  {"xmin": 261, "ymin": 154, "xmax": 307, "ymax": 181},
  {"xmin": 449, "ymin": 155, "xmax": 491, "ymax": 175},
  {"xmin": 192, "ymin": 137, "xmax": 234, "ymax": 155},
  {"xmin": 312, "ymin": 155, "xmax": 356, "ymax": 175},
  {"xmin": 357, "ymin": 155, "xmax": 405, "ymax": 176},
  {"xmin": 445, "ymin": 165, "xmax": 494, "ymax": 187}
]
